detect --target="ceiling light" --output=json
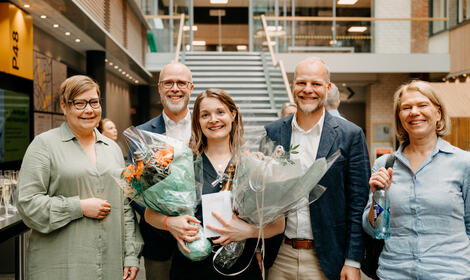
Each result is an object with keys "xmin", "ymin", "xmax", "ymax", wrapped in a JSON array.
[
  {"xmin": 40, "ymin": 15, "xmax": 47, "ymax": 19},
  {"xmin": 192, "ymin": 41, "xmax": 206, "ymax": 46},
  {"xmin": 183, "ymin": 25, "xmax": 198, "ymax": 31},
  {"xmin": 210, "ymin": 0, "xmax": 228, "ymax": 4},
  {"xmin": 75, "ymin": 38, "xmax": 80, "ymax": 42},
  {"xmin": 347, "ymin": 26, "xmax": 367, "ymax": 32},
  {"xmin": 122, "ymin": 71, "xmax": 126, "ymax": 75},
  {"xmin": 24, "ymin": 4, "xmax": 30, "ymax": 8},
  {"xmin": 109, "ymin": 62, "xmax": 113, "ymax": 66},
  {"xmin": 262, "ymin": 41, "xmax": 276, "ymax": 46},
  {"xmin": 53, "ymin": 24, "xmax": 59, "ymax": 28},
  {"xmin": 236, "ymin": 45, "xmax": 247, "ymax": 51},
  {"xmin": 114, "ymin": 65, "xmax": 118, "ymax": 69},
  {"xmin": 65, "ymin": 32, "xmax": 70, "ymax": 36},
  {"xmin": 135, "ymin": 80, "xmax": 139, "ymax": 84},
  {"xmin": 338, "ymin": 0, "xmax": 358, "ymax": 4},
  {"xmin": 105, "ymin": 58, "xmax": 108, "ymax": 62}
]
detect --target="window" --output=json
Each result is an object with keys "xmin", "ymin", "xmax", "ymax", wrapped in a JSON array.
[
  {"xmin": 431, "ymin": 0, "xmax": 447, "ymax": 34},
  {"xmin": 459, "ymin": 0, "xmax": 470, "ymax": 23}
]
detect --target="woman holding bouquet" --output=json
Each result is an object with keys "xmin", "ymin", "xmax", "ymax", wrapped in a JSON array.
[
  {"xmin": 145, "ymin": 88, "xmax": 285, "ymax": 279},
  {"xmin": 17, "ymin": 75, "xmax": 142, "ymax": 280}
]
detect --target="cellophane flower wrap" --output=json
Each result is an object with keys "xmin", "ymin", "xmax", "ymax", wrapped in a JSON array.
[
  {"xmin": 213, "ymin": 129, "xmax": 340, "ymax": 271},
  {"xmin": 120, "ymin": 126, "xmax": 212, "ymax": 261}
]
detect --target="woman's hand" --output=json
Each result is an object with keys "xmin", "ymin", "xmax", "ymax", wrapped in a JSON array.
[
  {"xmin": 166, "ymin": 215, "xmax": 201, "ymax": 253},
  {"xmin": 80, "ymin": 198, "xmax": 111, "ymax": 219},
  {"xmin": 208, "ymin": 213, "xmax": 257, "ymax": 246},
  {"xmin": 123, "ymin": 266, "xmax": 139, "ymax": 280},
  {"xmin": 368, "ymin": 167, "xmax": 393, "ymax": 226},
  {"xmin": 369, "ymin": 167, "xmax": 393, "ymax": 192}
]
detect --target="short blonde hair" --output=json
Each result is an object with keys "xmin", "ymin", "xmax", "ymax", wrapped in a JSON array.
[
  {"xmin": 393, "ymin": 80, "xmax": 451, "ymax": 143},
  {"xmin": 60, "ymin": 75, "xmax": 100, "ymax": 103}
]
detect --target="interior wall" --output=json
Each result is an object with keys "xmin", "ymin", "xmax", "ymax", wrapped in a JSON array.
[{"xmin": 106, "ymin": 72, "xmax": 132, "ymax": 154}]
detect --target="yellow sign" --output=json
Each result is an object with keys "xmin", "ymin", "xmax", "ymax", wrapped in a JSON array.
[{"xmin": 0, "ymin": 3, "xmax": 33, "ymax": 80}]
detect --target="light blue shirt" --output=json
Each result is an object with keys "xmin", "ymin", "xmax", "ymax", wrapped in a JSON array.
[{"xmin": 363, "ymin": 138, "xmax": 470, "ymax": 280}]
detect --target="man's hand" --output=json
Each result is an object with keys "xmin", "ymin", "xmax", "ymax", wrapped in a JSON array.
[
  {"xmin": 123, "ymin": 266, "xmax": 139, "ymax": 280},
  {"xmin": 80, "ymin": 198, "xmax": 111, "ymax": 219},
  {"xmin": 340, "ymin": 265, "xmax": 360, "ymax": 280}
]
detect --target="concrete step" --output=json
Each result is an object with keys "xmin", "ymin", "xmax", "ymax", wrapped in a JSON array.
[
  {"xmin": 193, "ymin": 77, "xmax": 267, "ymax": 83},
  {"xmin": 188, "ymin": 66, "xmax": 265, "ymax": 71},
  {"xmin": 192, "ymin": 72, "xmax": 265, "ymax": 77},
  {"xmin": 186, "ymin": 61, "xmax": 263, "ymax": 66},
  {"xmin": 185, "ymin": 56, "xmax": 262, "ymax": 61}
]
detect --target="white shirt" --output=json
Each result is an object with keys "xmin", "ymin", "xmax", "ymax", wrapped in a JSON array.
[
  {"xmin": 162, "ymin": 110, "xmax": 192, "ymax": 144},
  {"xmin": 284, "ymin": 110, "xmax": 325, "ymax": 240}
]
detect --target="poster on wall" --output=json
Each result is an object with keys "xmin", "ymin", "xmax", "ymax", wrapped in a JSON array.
[
  {"xmin": 33, "ymin": 51, "xmax": 52, "ymax": 112},
  {"xmin": 34, "ymin": 112, "xmax": 52, "ymax": 136},
  {"xmin": 52, "ymin": 59, "xmax": 67, "ymax": 113},
  {"xmin": 0, "ymin": 89, "xmax": 30, "ymax": 163}
]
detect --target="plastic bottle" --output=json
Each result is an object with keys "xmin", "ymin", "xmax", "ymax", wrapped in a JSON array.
[{"xmin": 373, "ymin": 186, "xmax": 390, "ymax": 239}]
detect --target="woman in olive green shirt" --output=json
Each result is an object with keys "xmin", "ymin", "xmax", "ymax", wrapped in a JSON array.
[{"xmin": 17, "ymin": 75, "xmax": 142, "ymax": 280}]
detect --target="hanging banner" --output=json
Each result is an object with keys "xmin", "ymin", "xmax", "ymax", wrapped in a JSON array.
[{"xmin": 0, "ymin": 3, "xmax": 33, "ymax": 80}]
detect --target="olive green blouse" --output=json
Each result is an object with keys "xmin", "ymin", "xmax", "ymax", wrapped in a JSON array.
[{"xmin": 17, "ymin": 122, "xmax": 143, "ymax": 280}]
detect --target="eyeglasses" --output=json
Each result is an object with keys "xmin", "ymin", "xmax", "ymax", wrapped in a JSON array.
[
  {"xmin": 67, "ymin": 98, "xmax": 102, "ymax": 110},
  {"xmin": 159, "ymin": 80, "xmax": 192, "ymax": 89}
]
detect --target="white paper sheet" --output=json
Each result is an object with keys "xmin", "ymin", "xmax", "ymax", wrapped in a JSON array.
[{"xmin": 201, "ymin": 191, "xmax": 232, "ymax": 238}]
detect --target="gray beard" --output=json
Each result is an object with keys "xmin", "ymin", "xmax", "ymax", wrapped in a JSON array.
[
  {"xmin": 161, "ymin": 95, "xmax": 189, "ymax": 113},
  {"xmin": 296, "ymin": 98, "xmax": 324, "ymax": 115}
]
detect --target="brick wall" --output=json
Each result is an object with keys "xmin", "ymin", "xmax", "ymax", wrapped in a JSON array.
[
  {"xmin": 411, "ymin": 0, "xmax": 429, "ymax": 53},
  {"xmin": 374, "ymin": 0, "xmax": 411, "ymax": 54},
  {"xmin": 366, "ymin": 74, "xmax": 409, "ymax": 163}
]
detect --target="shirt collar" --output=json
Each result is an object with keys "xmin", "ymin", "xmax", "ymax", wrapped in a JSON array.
[
  {"xmin": 60, "ymin": 122, "xmax": 109, "ymax": 145},
  {"xmin": 162, "ymin": 109, "xmax": 191, "ymax": 127},
  {"xmin": 397, "ymin": 137, "xmax": 454, "ymax": 159},
  {"xmin": 291, "ymin": 108, "xmax": 325, "ymax": 134}
]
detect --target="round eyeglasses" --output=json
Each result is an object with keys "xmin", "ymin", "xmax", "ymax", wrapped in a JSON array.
[
  {"xmin": 67, "ymin": 98, "xmax": 102, "ymax": 110},
  {"xmin": 159, "ymin": 80, "xmax": 192, "ymax": 89}
]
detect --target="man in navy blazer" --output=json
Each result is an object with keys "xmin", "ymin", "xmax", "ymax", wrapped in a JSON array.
[
  {"xmin": 132, "ymin": 62, "xmax": 194, "ymax": 280},
  {"xmin": 265, "ymin": 57, "xmax": 370, "ymax": 280}
]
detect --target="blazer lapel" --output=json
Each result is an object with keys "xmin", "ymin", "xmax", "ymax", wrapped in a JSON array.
[
  {"xmin": 316, "ymin": 111, "xmax": 338, "ymax": 159},
  {"xmin": 152, "ymin": 115, "xmax": 166, "ymax": 134},
  {"xmin": 280, "ymin": 115, "xmax": 293, "ymax": 153}
]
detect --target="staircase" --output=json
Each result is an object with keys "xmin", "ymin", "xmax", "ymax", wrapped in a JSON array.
[{"xmin": 184, "ymin": 52, "xmax": 289, "ymax": 145}]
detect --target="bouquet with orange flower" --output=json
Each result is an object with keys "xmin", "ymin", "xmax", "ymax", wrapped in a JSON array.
[{"xmin": 120, "ymin": 127, "xmax": 212, "ymax": 261}]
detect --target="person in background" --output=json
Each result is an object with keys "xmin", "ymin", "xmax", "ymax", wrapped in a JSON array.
[
  {"xmin": 279, "ymin": 102, "xmax": 297, "ymax": 118},
  {"xmin": 265, "ymin": 57, "xmax": 370, "ymax": 280},
  {"xmin": 325, "ymin": 83, "xmax": 345, "ymax": 119},
  {"xmin": 363, "ymin": 80, "xmax": 470, "ymax": 279},
  {"xmin": 99, "ymin": 118, "xmax": 118, "ymax": 141},
  {"xmin": 144, "ymin": 88, "xmax": 285, "ymax": 279},
  {"xmin": 132, "ymin": 62, "xmax": 194, "ymax": 280},
  {"xmin": 17, "ymin": 75, "xmax": 142, "ymax": 280}
]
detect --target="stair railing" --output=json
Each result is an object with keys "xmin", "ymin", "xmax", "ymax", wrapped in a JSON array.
[
  {"xmin": 174, "ymin": 13, "xmax": 185, "ymax": 63},
  {"xmin": 260, "ymin": 14, "xmax": 294, "ymax": 104}
]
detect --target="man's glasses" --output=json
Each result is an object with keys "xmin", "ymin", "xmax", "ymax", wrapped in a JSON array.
[
  {"xmin": 68, "ymin": 98, "xmax": 102, "ymax": 110},
  {"xmin": 159, "ymin": 80, "xmax": 192, "ymax": 89}
]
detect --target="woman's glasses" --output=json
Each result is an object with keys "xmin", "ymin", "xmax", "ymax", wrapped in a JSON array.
[{"xmin": 67, "ymin": 98, "xmax": 102, "ymax": 110}]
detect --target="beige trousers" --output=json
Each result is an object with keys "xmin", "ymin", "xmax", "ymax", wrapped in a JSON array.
[{"xmin": 268, "ymin": 241, "xmax": 328, "ymax": 280}]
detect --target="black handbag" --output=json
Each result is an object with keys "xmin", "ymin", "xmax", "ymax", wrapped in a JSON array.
[{"xmin": 361, "ymin": 153, "xmax": 396, "ymax": 280}]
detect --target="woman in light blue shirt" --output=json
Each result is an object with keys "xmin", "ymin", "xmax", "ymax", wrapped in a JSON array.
[{"xmin": 363, "ymin": 80, "xmax": 470, "ymax": 279}]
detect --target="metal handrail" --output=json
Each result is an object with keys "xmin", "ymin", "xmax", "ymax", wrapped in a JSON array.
[
  {"xmin": 260, "ymin": 14, "xmax": 293, "ymax": 104},
  {"xmin": 174, "ymin": 13, "xmax": 185, "ymax": 63},
  {"xmin": 262, "ymin": 16, "xmax": 449, "ymax": 22}
]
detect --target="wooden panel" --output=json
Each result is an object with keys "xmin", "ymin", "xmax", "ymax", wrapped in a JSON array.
[
  {"xmin": 106, "ymin": 72, "xmax": 131, "ymax": 153},
  {"xmin": 443, "ymin": 118, "xmax": 470, "ymax": 151},
  {"xmin": 194, "ymin": 24, "xmax": 249, "ymax": 45},
  {"xmin": 126, "ymin": 4, "xmax": 143, "ymax": 65},
  {"xmin": 75, "ymin": 0, "xmax": 105, "ymax": 28},
  {"xmin": 109, "ymin": 0, "xmax": 124, "ymax": 46},
  {"xmin": 430, "ymin": 83, "xmax": 470, "ymax": 118},
  {"xmin": 450, "ymin": 22, "xmax": 470, "ymax": 73}
]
